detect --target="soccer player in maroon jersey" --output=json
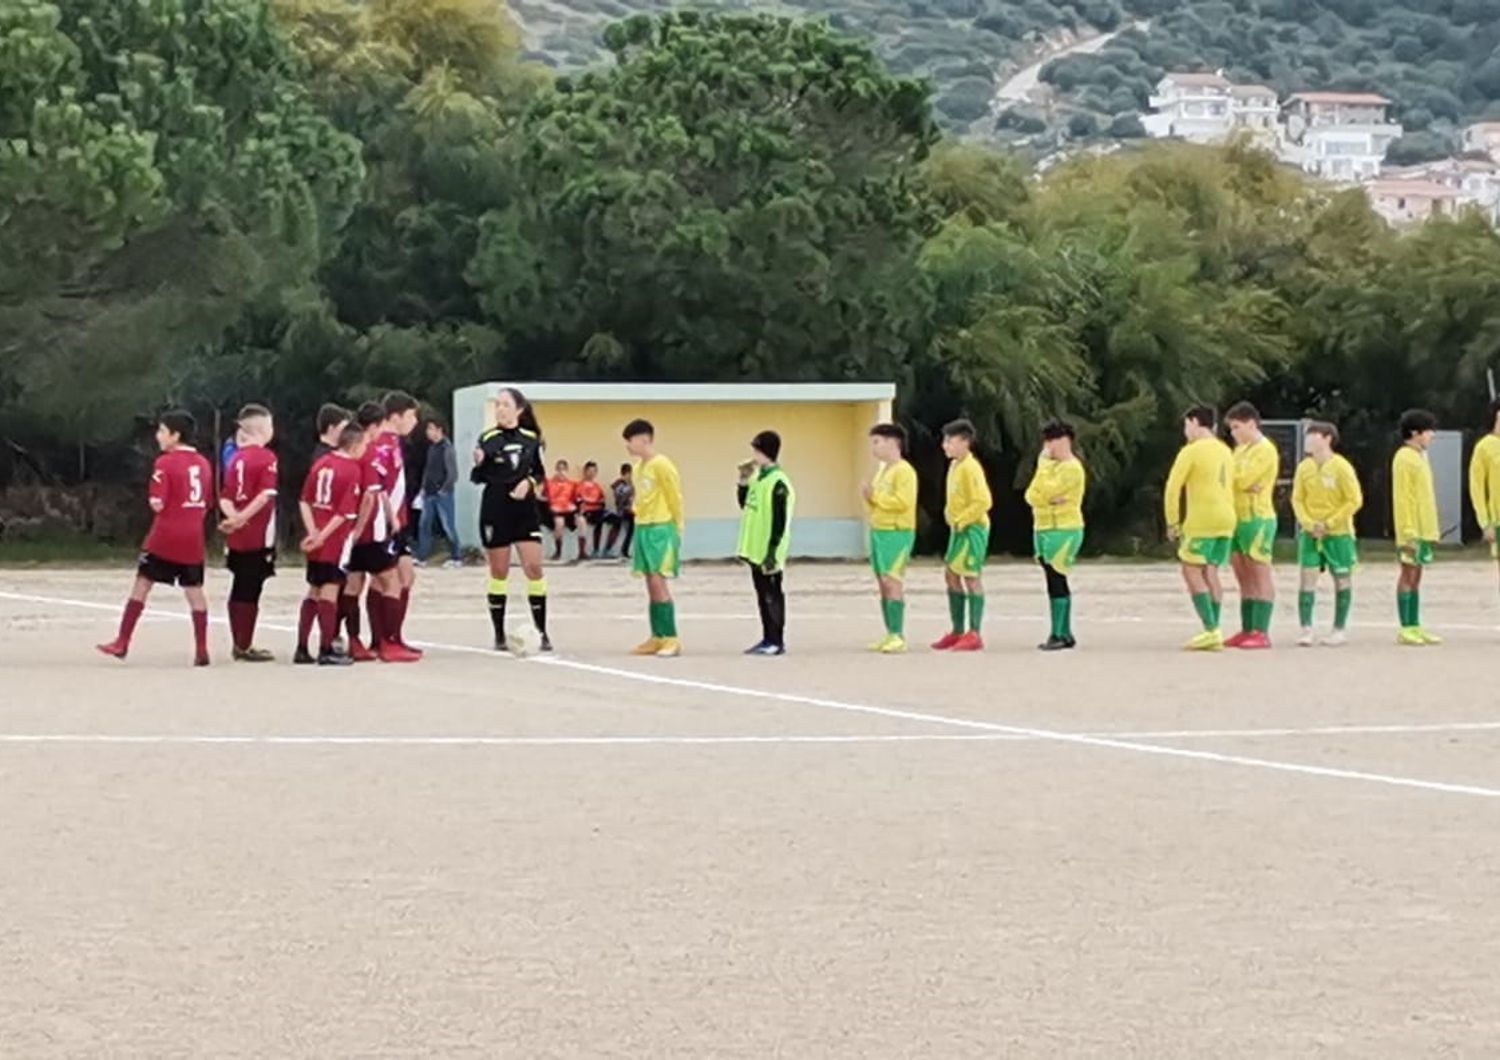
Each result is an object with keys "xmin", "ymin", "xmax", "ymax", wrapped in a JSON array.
[
  {"xmin": 98, "ymin": 410, "xmax": 216, "ymax": 665},
  {"xmin": 295, "ymin": 424, "xmax": 367, "ymax": 665},
  {"xmin": 341, "ymin": 401, "xmax": 419, "ymax": 663},
  {"xmin": 218, "ymin": 404, "xmax": 279, "ymax": 662},
  {"xmin": 377, "ymin": 391, "xmax": 423, "ymax": 655}
]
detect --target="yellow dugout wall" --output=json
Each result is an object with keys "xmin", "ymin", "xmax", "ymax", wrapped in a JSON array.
[{"xmin": 452, "ymin": 383, "xmax": 895, "ymax": 559}]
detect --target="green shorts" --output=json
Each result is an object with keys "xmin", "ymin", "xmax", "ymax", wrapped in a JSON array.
[
  {"xmin": 1232, "ymin": 517, "xmax": 1277, "ymax": 564},
  {"xmin": 632, "ymin": 523, "xmax": 681, "ymax": 578},
  {"xmin": 1179, "ymin": 535, "xmax": 1231, "ymax": 567},
  {"xmin": 1398, "ymin": 540, "xmax": 1436, "ymax": 568},
  {"xmin": 1035, "ymin": 528, "xmax": 1084, "ymax": 574},
  {"xmin": 945, "ymin": 524, "xmax": 989, "ymax": 578},
  {"xmin": 1297, "ymin": 531, "xmax": 1358, "ymax": 575},
  {"xmin": 869, "ymin": 529, "xmax": 915, "ymax": 579}
]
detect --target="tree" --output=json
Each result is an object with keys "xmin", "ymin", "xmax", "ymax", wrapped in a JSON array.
[{"xmin": 469, "ymin": 13, "xmax": 938, "ymax": 383}]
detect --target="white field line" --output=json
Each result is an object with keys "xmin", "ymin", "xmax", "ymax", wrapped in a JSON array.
[{"xmin": 4, "ymin": 590, "xmax": 1500, "ymax": 799}]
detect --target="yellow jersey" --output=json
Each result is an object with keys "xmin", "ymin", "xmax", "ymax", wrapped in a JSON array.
[
  {"xmin": 634, "ymin": 453, "xmax": 684, "ymax": 531},
  {"xmin": 1164, "ymin": 436, "xmax": 1235, "ymax": 538},
  {"xmin": 1291, "ymin": 454, "xmax": 1362, "ymax": 536},
  {"xmin": 1232, "ymin": 435, "xmax": 1279, "ymax": 521},
  {"xmin": 1024, "ymin": 456, "xmax": 1086, "ymax": 531},
  {"xmin": 1392, "ymin": 444, "xmax": 1439, "ymax": 546},
  {"xmin": 945, "ymin": 452, "xmax": 992, "ymax": 529},
  {"xmin": 1469, "ymin": 434, "xmax": 1500, "ymax": 529},
  {"xmin": 867, "ymin": 459, "xmax": 918, "ymax": 531}
]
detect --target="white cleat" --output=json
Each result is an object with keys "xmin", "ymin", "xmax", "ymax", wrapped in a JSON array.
[
  {"xmin": 1297, "ymin": 628, "xmax": 1316, "ymax": 647},
  {"xmin": 1322, "ymin": 629, "xmax": 1348, "ymax": 647}
]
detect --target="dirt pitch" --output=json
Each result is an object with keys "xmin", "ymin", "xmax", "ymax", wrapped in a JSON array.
[{"xmin": 4, "ymin": 558, "xmax": 1500, "ymax": 1058}]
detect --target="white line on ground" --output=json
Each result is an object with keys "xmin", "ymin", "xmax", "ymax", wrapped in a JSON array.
[{"xmin": 6, "ymin": 588, "xmax": 1500, "ymax": 800}]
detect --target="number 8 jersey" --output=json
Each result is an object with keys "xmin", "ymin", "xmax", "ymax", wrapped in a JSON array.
[{"xmin": 143, "ymin": 447, "xmax": 216, "ymax": 565}]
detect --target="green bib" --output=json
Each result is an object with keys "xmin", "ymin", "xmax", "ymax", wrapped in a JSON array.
[{"xmin": 736, "ymin": 465, "xmax": 796, "ymax": 567}]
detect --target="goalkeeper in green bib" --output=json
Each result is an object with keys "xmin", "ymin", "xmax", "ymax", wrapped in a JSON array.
[{"xmin": 736, "ymin": 430, "xmax": 795, "ymax": 656}]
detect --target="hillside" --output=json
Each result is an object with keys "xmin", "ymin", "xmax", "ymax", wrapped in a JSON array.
[{"xmin": 511, "ymin": 0, "xmax": 1500, "ymax": 154}]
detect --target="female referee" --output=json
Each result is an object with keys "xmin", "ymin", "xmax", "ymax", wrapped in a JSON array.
[{"xmin": 472, "ymin": 387, "xmax": 553, "ymax": 651}]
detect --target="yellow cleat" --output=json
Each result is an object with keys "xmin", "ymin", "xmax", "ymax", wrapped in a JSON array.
[
  {"xmin": 654, "ymin": 638, "xmax": 682, "ymax": 658},
  {"xmin": 867, "ymin": 636, "xmax": 891, "ymax": 652},
  {"xmin": 878, "ymin": 635, "xmax": 908, "ymax": 655},
  {"xmin": 1418, "ymin": 628, "xmax": 1444, "ymax": 646},
  {"xmin": 1396, "ymin": 627, "xmax": 1426, "ymax": 646},
  {"xmin": 1184, "ymin": 629, "xmax": 1225, "ymax": 652},
  {"xmin": 631, "ymin": 637, "xmax": 662, "ymax": 656}
]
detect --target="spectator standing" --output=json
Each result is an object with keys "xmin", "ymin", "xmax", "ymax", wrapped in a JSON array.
[{"xmin": 415, "ymin": 418, "xmax": 462, "ymax": 567}]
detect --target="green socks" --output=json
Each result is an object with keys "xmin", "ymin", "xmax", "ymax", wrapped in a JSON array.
[
  {"xmin": 1240, "ymin": 598, "xmax": 1253, "ymax": 634},
  {"xmin": 1254, "ymin": 599, "xmax": 1273, "ymax": 633},
  {"xmin": 1192, "ymin": 592, "xmax": 1216, "ymax": 631},
  {"xmin": 1049, "ymin": 597, "xmax": 1072, "ymax": 638},
  {"xmin": 968, "ymin": 593, "xmax": 985, "ymax": 634},
  {"xmin": 881, "ymin": 598, "xmax": 906, "ymax": 636},
  {"xmin": 947, "ymin": 591, "xmax": 966, "ymax": 634},
  {"xmin": 649, "ymin": 601, "xmax": 678, "ymax": 637},
  {"xmin": 1398, "ymin": 590, "xmax": 1418, "ymax": 628},
  {"xmin": 1298, "ymin": 591, "xmax": 1315, "ymax": 628},
  {"xmin": 1334, "ymin": 587, "xmax": 1352, "ymax": 630}
]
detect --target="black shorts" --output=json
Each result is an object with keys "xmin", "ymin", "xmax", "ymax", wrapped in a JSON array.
[
  {"xmin": 581, "ymin": 509, "xmax": 606, "ymax": 527},
  {"xmin": 305, "ymin": 561, "xmax": 348, "ymax": 587},
  {"xmin": 348, "ymin": 540, "xmax": 399, "ymax": 574},
  {"xmin": 139, "ymin": 552, "xmax": 205, "ymax": 588},
  {"xmin": 392, "ymin": 529, "xmax": 413, "ymax": 558},
  {"xmin": 226, "ymin": 548, "xmax": 276, "ymax": 581},
  {"xmin": 481, "ymin": 494, "xmax": 542, "ymax": 549}
]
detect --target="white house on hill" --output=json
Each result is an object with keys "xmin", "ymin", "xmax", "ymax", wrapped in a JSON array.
[
  {"xmin": 1364, "ymin": 179, "xmax": 1462, "ymax": 226},
  {"xmin": 1462, "ymin": 122, "xmax": 1500, "ymax": 160},
  {"xmin": 1282, "ymin": 92, "xmax": 1401, "ymax": 182},
  {"xmin": 1143, "ymin": 72, "xmax": 1233, "ymax": 143}
]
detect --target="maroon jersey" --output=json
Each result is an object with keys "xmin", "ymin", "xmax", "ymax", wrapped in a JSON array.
[
  {"xmin": 355, "ymin": 445, "xmax": 391, "ymax": 545},
  {"xmin": 302, "ymin": 452, "xmax": 363, "ymax": 565},
  {"xmin": 142, "ymin": 448, "xmax": 214, "ymax": 565},
  {"xmin": 224, "ymin": 444, "xmax": 279, "ymax": 552},
  {"xmin": 373, "ymin": 430, "xmax": 408, "ymax": 532}
]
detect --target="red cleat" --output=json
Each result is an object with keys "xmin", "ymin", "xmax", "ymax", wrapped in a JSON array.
[
  {"xmin": 194, "ymin": 654, "xmax": 211, "ymax": 668},
  {"xmin": 950, "ymin": 632, "xmax": 985, "ymax": 652},
  {"xmin": 96, "ymin": 640, "xmax": 128, "ymax": 660},
  {"xmin": 378, "ymin": 642, "xmax": 422, "ymax": 664},
  {"xmin": 930, "ymin": 632, "xmax": 964, "ymax": 651},
  {"xmin": 1223, "ymin": 631, "xmax": 1252, "ymax": 648},
  {"xmin": 347, "ymin": 640, "xmax": 378, "ymax": 663},
  {"xmin": 1239, "ymin": 631, "xmax": 1273, "ymax": 650},
  {"xmin": 398, "ymin": 641, "xmax": 425, "ymax": 658}
]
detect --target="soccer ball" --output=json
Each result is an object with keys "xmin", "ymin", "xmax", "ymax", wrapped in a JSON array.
[{"xmin": 506, "ymin": 623, "xmax": 543, "ymax": 658}]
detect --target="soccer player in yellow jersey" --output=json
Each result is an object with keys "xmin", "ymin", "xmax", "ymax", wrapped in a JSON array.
[
  {"xmin": 933, "ymin": 419, "xmax": 993, "ymax": 652},
  {"xmin": 1225, "ymin": 402, "xmax": 1279, "ymax": 650},
  {"xmin": 1024, "ymin": 419, "xmax": 1085, "ymax": 651},
  {"xmin": 1393, "ymin": 409, "xmax": 1442, "ymax": 646},
  {"xmin": 1291, "ymin": 421, "xmax": 1362, "ymax": 646},
  {"xmin": 1163, "ymin": 406, "xmax": 1236, "ymax": 651},
  {"xmin": 862, "ymin": 423, "xmax": 918, "ymax": 653},
  {"xmin": 622, "ymin": 418, "xmax": 686, "ymax": 657},
  {"xmin": 1467, "ymin": 398, "xmax": 1500, "ymax": 596}
]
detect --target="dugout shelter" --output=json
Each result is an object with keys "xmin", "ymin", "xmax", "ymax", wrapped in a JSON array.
[{"xmin": 452, "ymin": 382, "xmax": 896, "ymax": 560}]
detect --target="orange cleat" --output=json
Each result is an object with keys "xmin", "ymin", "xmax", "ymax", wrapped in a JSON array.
[
  {"xmin": 1223, "ymin": 631, "xmax": 1252, "ymax": 648},
  {"xmin": 1239, "ymin": 631, "xmax": 1272, "ymax": 650},
  {"xmin": 950, "ymin": 632, "xmax": 985, "ymax": 652},
  {"xmin": 930, "ymin": 632, "xmax": 964, "ymax": 651}
]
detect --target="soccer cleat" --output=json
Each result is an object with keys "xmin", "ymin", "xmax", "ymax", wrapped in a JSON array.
[
  {"xmin": 400, "ymin": 643, "xmax": 425, "ymax": 658},
  {"xmin": 868, "ymin": 635, "xmax": 892, "ymax": 652},
  {"xmin": 1223, "ymin": 631, "xmax": 1252, "ymax": 649},
  {"xmin": 493, "ymin": 638, "xmax": 510, "ymax": 653},
  {"xmin": 1184, "ymin": 629, "xmax": 1225, "ymax": 652},
  {"xmin": 378, "ymin": 642, "xmax": 422, "ymax": 664},
  {"xmin": 347, "ymin": 640, "xmax": 378, "ymax": 663},
  {"xmin": 654, "ymin": 638, "xmax": 683, "ymax": 658},
  {"xmin": 317, "ymin": 652, "xmax": 354, "ymax": 667},
  {"xmin": 293, "ymin": 648, "xmax": 317, "ymax": 665},
  {"xmin": 1397, "ymin": 627, "xmax": 1426, "ymax": 646},
  {"xmin": 96, "ymin": 640, "xmax": 128, "ymax": 660},
  {"xmin": 194, "ymin": 654, "xmax": 210, "ymax": 668},
  {"xmin": 631, "ymin": 637, "xmax": 662, "ymax": 656},
  {"xmin": 1417, "ymin": 628, "xmax": 1443, "ymax": 646},
  {"xmin": 233, "ymin": 646, "xmax": 275, "ymax": 663},
  {"xmin": 1239, "ymin": 631, "xmax": 1272, "ymax": 651},
  {"xmin": 930, "ymin": 632, "xmax": 964, "ymax": 651},
  {"xmin": 748, "ymin": 642, "xmax": 786, "ymax": 656},
  {"xmin": 1297, "ymin": 628, "xmax": 1317, "ymax": 647},
  {"xmin": 878, "ymin": 635, "xmax": 908, "ymax": 655},
  {"xmin": 1038, "ymin": 635, "xmax": 1076, "ymax": 652},
  {"xmin": 950, "ymin": 632, "xmax": 984, "ymax": 652},
  {"xmin": 540, "ymin": 634, "xmax": 554, "ymax": 653},
  {"xmin": 743, "ymin": 640, "xmax": 770, "ymax": 655},
  {"xmin": 1322, "ymin": 629, "xmax": 1348, "ymax": 647}
]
